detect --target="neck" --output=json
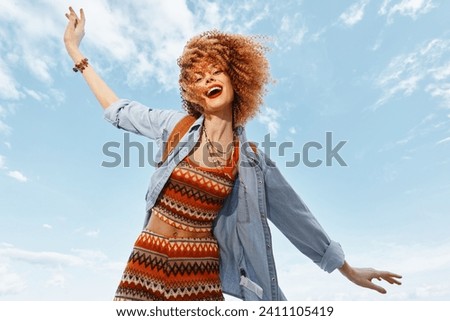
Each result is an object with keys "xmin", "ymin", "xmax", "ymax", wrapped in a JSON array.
[{"xmin": 203, "ymin": 107, "xmax": 234, "ymax": 142}]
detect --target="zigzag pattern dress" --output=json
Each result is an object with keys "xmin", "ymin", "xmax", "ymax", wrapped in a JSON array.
[{"xmin": 114, "ymin": 146, "xmax": 238, "ymax": 301}]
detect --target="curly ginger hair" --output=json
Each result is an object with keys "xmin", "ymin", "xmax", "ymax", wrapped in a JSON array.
[{"xmin": 177, "ymin": 30, "xmax": 270, "ymax": 126}]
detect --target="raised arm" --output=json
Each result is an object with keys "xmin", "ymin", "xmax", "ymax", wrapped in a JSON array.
[{"xmin": 63, "ymin": 7, "xmax": 118, "ymax": 109}]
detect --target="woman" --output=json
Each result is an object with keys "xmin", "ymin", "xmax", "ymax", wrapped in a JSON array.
[{"xmin": 64, "ymin": 7, "xmax": 402, "ymax": 301}]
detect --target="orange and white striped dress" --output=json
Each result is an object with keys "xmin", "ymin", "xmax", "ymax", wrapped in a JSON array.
[{"xmin": 114, "ymin": 145, "xmax": 238, "ymax": 301}]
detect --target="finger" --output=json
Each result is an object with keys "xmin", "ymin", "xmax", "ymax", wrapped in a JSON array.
[
  {"xmin": 364, "ymin": 280, "xmax": 387, "ymax": 294},
  {"xmin": 382, "ymin": 275, "xmax": 402, "ymax": 285},
  {"xmin": 373, "ymin": 285, "xmax": 387, "ymax": 294},
  {"xmin": 390, "ymin": 273, "xmax": 403, "ymax": 279},
  {"xmin": 65, "ymin": 13, "xmax": 69, "ymax": 20},
  {"xmin": 68, "ymin": 6, "xmax": 79, "ymax": 20},
  {"xmin": 79, "ymin": 8, "xmax": 86, "ymax": 28},
  {"xmin": 380, "ymin": 272, "xmax": 402, "ymax": 280}
]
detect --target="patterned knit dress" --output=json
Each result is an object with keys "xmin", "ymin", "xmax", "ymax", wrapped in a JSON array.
[{"xmin": 114, "ymin": 145, "xmax": 238, "ymax": 301}]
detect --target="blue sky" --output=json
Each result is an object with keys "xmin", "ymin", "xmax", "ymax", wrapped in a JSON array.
[{"xmin": 0, "ymin": 0, "xmax": 449, "ymax": 300}]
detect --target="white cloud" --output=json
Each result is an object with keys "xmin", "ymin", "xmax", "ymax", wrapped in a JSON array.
[
  {"xmin": 43, "ymin": 224, "xmax": 53, "ymax": 229},
  {"xmin": 379, "ymin": 0, "xmax": 392, "ymax": 15},
  {"xmin": 258, "ymin": 106, "xmax": 280, "ymax": 135},
  {"xmin": 24, "ymin": 88, "xmax": 49, "ymax": 101},
  {"xmin": 0, "ymin": 60, "xmax": 22, "ymax": 100},
  {"xmin": 85, "ymin": 229, "xmax": 100, "ymax": 238},
  {"xmin": 0, "ymin": 244, "xmax": 123, "ymax": 298},
  {"xmin": 426, "ymin": 83, "xmax": 450, "ymax": 108},
  {"xmin": 277, "ymin": 240, "xmax": 450, "ymax": 300},
  {"xmin": 289, "ymin": 127, "xmax": 297, "ymax": 134},
  {"xmin": 7, "ymin": 170, "xmax": 28, "ymax": 182},
  {"xmin": 276, "ymin": 13, "xmax": 308, "ymax": 50},
  {"xmin": 0, "ymin": 154, "xmax": 6, "ymax": 169},
  {"xmin": 377, "ymin": 112, "xmax": 447, "ymax": 152},
  {"xmin": 0, "ymin": 263, "xmax": 27, "ymax": 296},
  {"xmin": 0, "ymin": 0, "xmax": 275, "ymax": 96},
  {"xmin": 429, "ymin": 62, "xmax": 450, "ymax": 80},
  {"xmin": 0, "ymin": 244, "xmax": 121, "ymax": 272},
  {"xmin": 374, "ymin": 38, "xmax": 450, "ymax": 109},
  {"xmin": 0, "ymin": 1, "xmax": 60, "ymax": 85},
  {"xmin": 375, "ymin": 75, "xmax": 422, "ymax": 106},
  {"xmin": 46, "ymin": 272, "xmax": 66, "ymax": 288},
  {"xmin": 0, "ymin": 105, "xmax": 12, "ymax": 135},
  {"xmin": 379, "ymin": 0, "xmax": 436, "ymax": 23},
  {"xmin": 339, "ymin": 0, "xmax": 369, "ymax": 27},
  {"xmin": 243, "ymin": 4, "xmax": 270, "ymax": 30},
  {"xmin": 436, "ymin": 137, "xmax": 450, "ymax": 145},
  {"xmin": 4, "ymin": 142, "xmax": 11, "ymax": 149},
  {"xmin": 0, "ymin": 247, "xmax": 84, "ymax": 267},
  {"xmin": 74, "ymin": 227, "xmax": 100, "ymax": 238}
]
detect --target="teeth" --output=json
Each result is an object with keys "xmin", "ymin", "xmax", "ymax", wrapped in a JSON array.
[{"xmin": 207, "ymin": 86, "xmax": 222, "ymax": 96}]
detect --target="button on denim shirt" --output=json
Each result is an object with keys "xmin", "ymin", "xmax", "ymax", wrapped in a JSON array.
[{"xmin": 104, "ymin": 99, "xmax": 345, "ymax": 301}]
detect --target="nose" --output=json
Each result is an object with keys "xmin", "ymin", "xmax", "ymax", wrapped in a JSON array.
[{"xmin": 205, "ymin": 73, "xmax": 215, "ymax": 84}]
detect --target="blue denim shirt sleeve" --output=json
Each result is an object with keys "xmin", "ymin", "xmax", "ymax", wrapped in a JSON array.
[
  {"xmin": 104, "ymin": 99, "xmax": 185, "ymax": 140},
  {"xmin": 262, "ymin": 154, "xmax": 345, "ymax": 273}
]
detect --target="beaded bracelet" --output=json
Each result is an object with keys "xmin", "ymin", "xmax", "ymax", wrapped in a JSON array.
[{"xmin": 73, "ymin": 58, "xmax": 89, "ymax": 73}]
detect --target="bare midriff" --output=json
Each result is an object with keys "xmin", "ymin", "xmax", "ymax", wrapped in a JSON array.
[{"xmin": 146, "ymin": 209, "xmax": 213, "ymax": 239}]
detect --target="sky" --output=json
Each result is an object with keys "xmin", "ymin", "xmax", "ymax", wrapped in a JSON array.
[{"xmin": 0, "ymin": 0, "xmax": 449, "ymax": 301}]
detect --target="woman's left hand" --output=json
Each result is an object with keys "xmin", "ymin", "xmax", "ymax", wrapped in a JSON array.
[{"xmin": 338, "ymin": 261, "xmax": 402, "ymax": 294}]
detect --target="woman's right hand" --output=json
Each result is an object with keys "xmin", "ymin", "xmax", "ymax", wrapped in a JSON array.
[{"xmin": 63, "ymin": 7, "xmax": 85, "ymax": 56}]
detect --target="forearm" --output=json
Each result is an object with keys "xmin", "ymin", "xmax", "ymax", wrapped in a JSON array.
[{"xmin": 66, "ymin": 46, "xmax": 119, "ymax": 109}]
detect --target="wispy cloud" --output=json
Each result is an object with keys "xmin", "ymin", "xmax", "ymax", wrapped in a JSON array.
[
  {"xmin": 339, "ymin": 0, "xmax": 370, "ymax": 27},
  {"xmin": 258, "ymin": 106, "xmax": 280, "ymax": 135},
  {"xmin": 426, "ymin": 83, "xmax": 450, "ymax": 107},
  {"xmin": 0, "ymin": 244, "xmax": 123, "ymax": 297},
  {"xmin": 0, "ymin": 0, "xmax": 274, "ymax": 94},
  {"xmin": 0, "ymin": 246, "xmax": 84, "ymax": 266},
  {"xmin": 46, "ymin": 272, "xmax": 66, "ymax": 288},
  {"xmin": 24, "ymin": 88, "xmax": 49, "ymax": 101},
  {"xmin": 0, "ymin": 244, "xmax": 121, "ymax": 272},
  {"xmin": 277, "ymin": 239, "xmax": 450, "ymax": 300},
  {"xmin": 0, "ymin": 154, "xmax": 6, "ymax": 169},
  {"xmin": 0, "ymin": 263, "xmax": 26, "ymax": 296},
  {"xmin": 436, "ymin": 136, "xmax": 450, "ymax": 145},
  {"xmin": 7, "ymin": 170, "xmax": 28, "ymax": 182},
  {"xmin": 0, "ymin": 120, "xmax": 11, "ymax": 135},
  {"xmin": 379, "ymin": 0, "xmax": 436, "ymax": 23},
  {"xmin": 0, "ymin": 59, "xmax": 22, "ymax": 100},
  {"xmin": 374, "ymin": 38, "xmax": 450, "ymax": 109},
  {"xmin": 429, "ymin": 62, "xmax": 450, "ymax": 80},
  {"xmin": 276, "ymin": 13, "xmax": 308, "ymax": 50},
  {"xmin": 74, "ymin": 227, "xmax": 100, "ymax": 238},
  {"xmin": 378, "ymin": 112, "xmax": 449, "ymax": 153}
]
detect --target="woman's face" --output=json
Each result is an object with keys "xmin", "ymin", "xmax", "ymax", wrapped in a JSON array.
[{"xmin": 188, "ymin": 63, "xmax": 234, "ymax": 115}]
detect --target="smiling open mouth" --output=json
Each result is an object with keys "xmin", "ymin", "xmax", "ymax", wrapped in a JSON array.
[{"xmin": 206, "ymin": 86, "xmax": 223, "ymax": 99}]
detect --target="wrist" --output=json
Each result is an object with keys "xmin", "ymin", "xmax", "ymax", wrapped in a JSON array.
[
  {"xmin": 66, "ymin": 46, "xmax": 83, "ymax": 61},
  {"xmin": 338, "ymin": 261, "xmax": 355, "ymax": 279}
]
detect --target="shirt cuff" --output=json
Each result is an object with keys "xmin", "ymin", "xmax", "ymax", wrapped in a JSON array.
[
  {"xmin": 319, "ymin": 240, "xmax": 345, "ymax": 273},
  {"xmin": 103, "ymin": 98, "xmax": 130, "ymax": 126}
]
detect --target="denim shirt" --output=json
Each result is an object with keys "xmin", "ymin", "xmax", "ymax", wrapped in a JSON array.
[{"xmin": 104, "ymin": 99, "xmax": 345, "ymax": 301}]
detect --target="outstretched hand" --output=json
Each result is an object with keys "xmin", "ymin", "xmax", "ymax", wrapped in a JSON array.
[
  {"xmin": 339, "ymin": 261, "xmax": 402, "ymax": 294},
  {"xmin": 63, "ymin": 7, "xmax": 85, "ymax": 54}
]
